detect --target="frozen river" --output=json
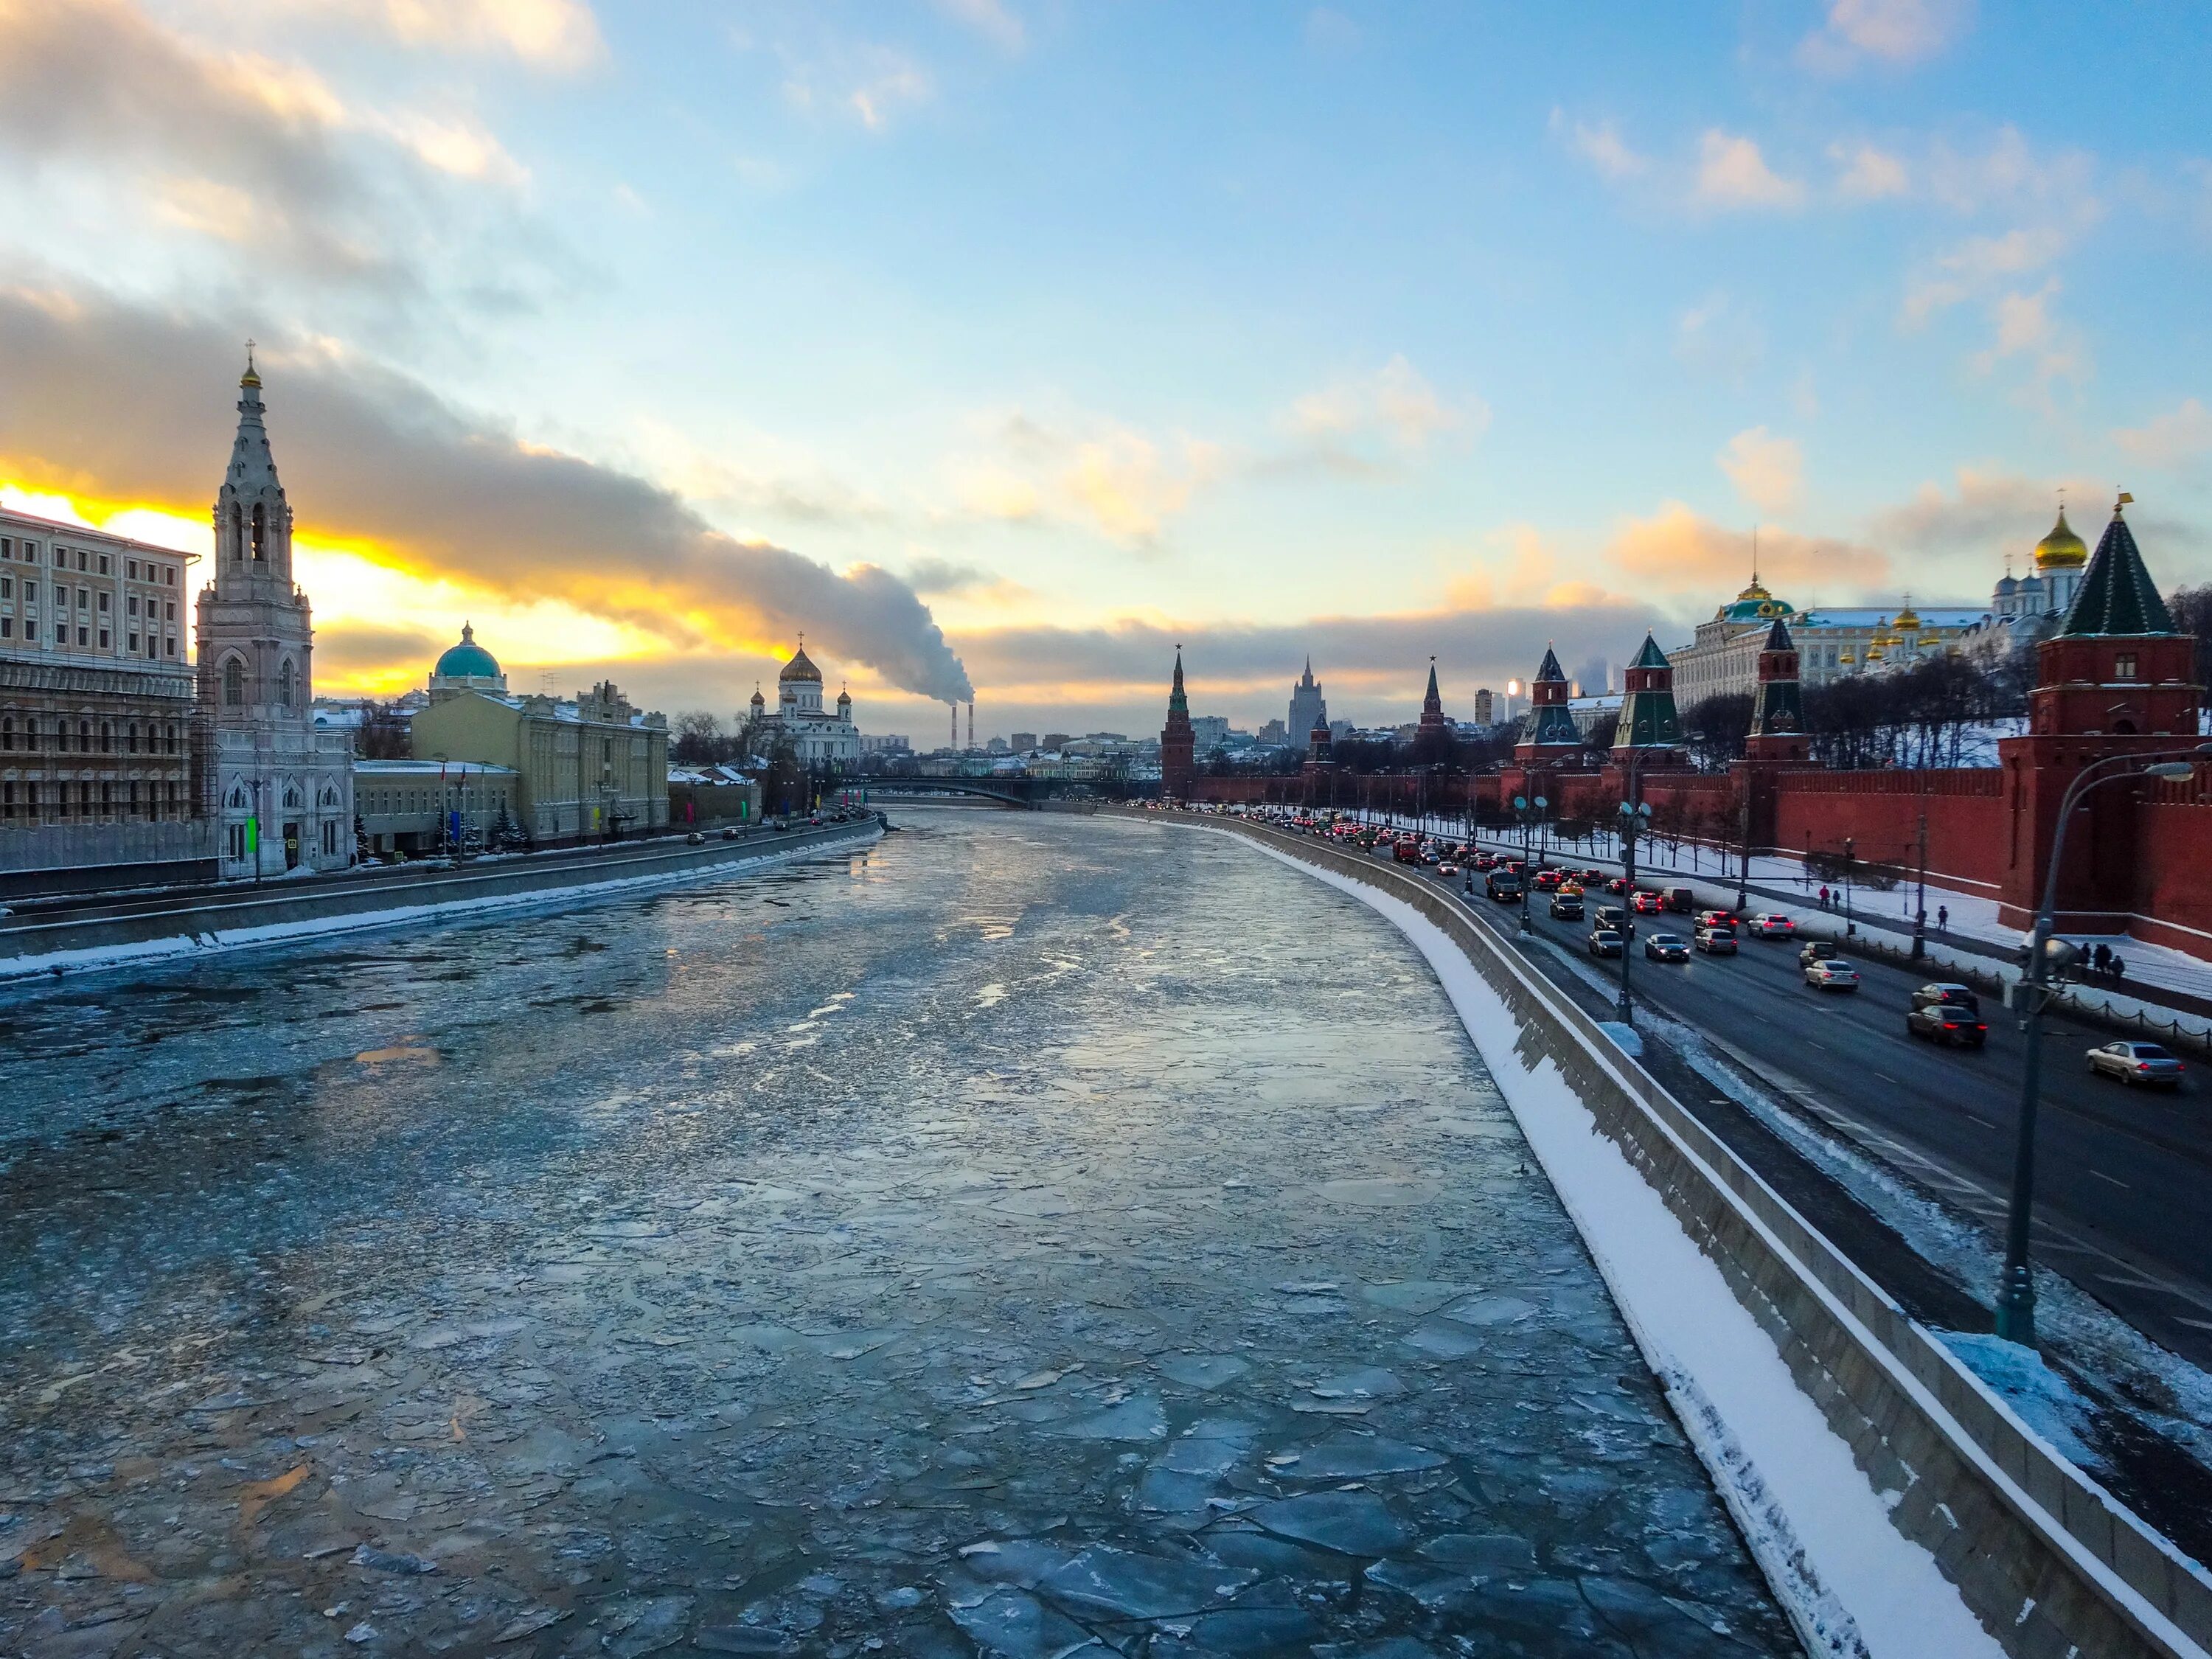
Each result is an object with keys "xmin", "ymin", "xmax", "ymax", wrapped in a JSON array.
[{"xmin": 0, "ymin": 810, "xmax": 1795, "ymax": 1656}]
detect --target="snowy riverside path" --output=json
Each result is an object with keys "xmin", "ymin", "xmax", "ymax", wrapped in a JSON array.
[{"xmin": 0, "ymin": 812, "xmax": 1798, "ymax": 1657}]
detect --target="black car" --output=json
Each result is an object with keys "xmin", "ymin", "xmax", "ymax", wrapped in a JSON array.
[
  {"xmin": 1549, "ymin": 894, "xmax": 1585, "ymax": 921},
  {"xmin": 1587, "ymin": 928, "xmax": 1624, "ymax": 959},
  {"xmin": 1593, "ymin": 905, "xmax": 1635, "ymax": 939},
  {"xmin": 1906, "ymin": 984, "xmax": 1987, "ymax": 1047},
  {"xmin": 1644, "ymin": 932, "xmax": 1690, "ymax": 962}
]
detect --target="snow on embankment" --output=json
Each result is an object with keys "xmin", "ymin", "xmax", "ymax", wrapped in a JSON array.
[
  {"xmin": 1235, "ymin": 838, "xmax": 2001, "ymax": 1659},
  {"xmin": 0, "ymin": 829, "xmax": 881, "ymax": 983}
]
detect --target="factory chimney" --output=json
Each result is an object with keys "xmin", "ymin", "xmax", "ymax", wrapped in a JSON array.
[{"xmin": 967, "ymin": 701, "xmax": 975, "ymax": 751}]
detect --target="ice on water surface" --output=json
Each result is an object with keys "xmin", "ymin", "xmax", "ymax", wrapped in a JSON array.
[{"xmin": 0, "ymin": 814, "xmax": 1795, "ymax": 1655}]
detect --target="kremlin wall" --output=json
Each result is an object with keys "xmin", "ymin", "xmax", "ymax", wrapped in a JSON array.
[{"xmin": 1164, "ymin": 498, "xmax": 2212, "ymax": 962}]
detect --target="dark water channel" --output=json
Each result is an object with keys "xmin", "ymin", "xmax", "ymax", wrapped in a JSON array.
[{"xmin": 0, "ymin": 811, "xmax": 1795, "ymax": 1656}]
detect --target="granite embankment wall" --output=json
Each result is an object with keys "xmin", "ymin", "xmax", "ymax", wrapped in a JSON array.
[
  {"xmin": 1113, "ymin": 806, "xmax": 2212, "ymax": 1659},
  {"xmin": 0, "ymin": 819, "xmax": 882, "ymax": 975}
]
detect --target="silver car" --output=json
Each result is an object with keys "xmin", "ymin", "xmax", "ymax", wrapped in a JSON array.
[{"xmin": 2087, "ymin": 1041, "xmax": 2185, "ymax": 1089}]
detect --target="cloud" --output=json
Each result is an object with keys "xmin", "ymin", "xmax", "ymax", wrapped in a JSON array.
[
  {"xmin": 1829, "ymin": 141, "xmax": 1910, "ymax": 201},
  {"xmin": 1549, "ymin": 108, "xmax": 1649, "ymax": 182},
  {"xmin": 766, "ymin": 30, "xmax": 934, "ymax": 131},
  {"xmin": 1676, "ymin": 292, "xmax": 1765, "ymax": 383},
  {"xmin": 300, "ymin": 0, "xmax": 603, "ymax": 70},
  {"xmin": 1969, "ymin": 279, "xmax": 2090, "ymax": 400},
  {"xmin": 0, "ymin": 280, "xmax": 974, "ymax": 702},
  {"xmin": 950, "ymin": 412, "xmax": 1227, "ymax": 547},
  {"xmin": 1901, "ymin": 226, "xmax": 2069, "ymax": 324},
  {"xmin": 1286, "ymin": 355, "xmax": 1486, "ymax": 457},
  {"xmin": 1693, "ymin": 131, "xmax": 1804, "ymax": 210},
  {"xmin": 2113, "ymin": 399, "xmax": 2212, "ymax": 468},
  {"xmin": 1864, "ymin": 467, "xmax": 2067, "ymax": 555},
  {"xmin": 1717, "ymin": 427, "xmax": 1804, "ymax": 517},
  {"xmin": 315, "ymin": 620, "xmax": 448, "ymax": 675},
  {"xmin": 1799, "ymin": 0, "xmax": 1973, "ymax": 71},
  {"xmin": 0, "ymin": 0, "xmax": 550, "ymax": 310},
  {"xmin": 936, "ymin": 0, "xmax": 1025, "ymax": 52},
  {"xmin": 1607, "ymin": 503, "xmax": 1889, "ymax": 597}
]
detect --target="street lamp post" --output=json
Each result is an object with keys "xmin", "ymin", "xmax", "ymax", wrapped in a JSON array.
[
  {"xmin": 1512, "ymin": 793, "xmax": 1548, "ymax": 934},
  {"xmin": 1994, "ymin": 748, "xmax": 2206, "ymax": 1346},
  {"xmin": 1615, "ymin": 761, "xmax": 1652, "ymax": 1023},
  {"xmin": 1911, "ymin": 792, "xmax": 1930, "ymax": 962},
  {"xmin": 1841, "ymin": 836, "xmax": 1856, "ymax": 936},
  {"xmin": 1735, "ymin": 787, "xmax": 1753, "ymax": 913}
]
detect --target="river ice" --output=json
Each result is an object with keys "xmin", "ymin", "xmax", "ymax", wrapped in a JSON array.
[{"xmin": 0, "ymin": 810, "xmax": 1795, "ymax": 1655}]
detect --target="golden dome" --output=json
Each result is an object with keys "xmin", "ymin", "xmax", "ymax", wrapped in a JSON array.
[
  {"xmin": 1892, "ymin": 597, "xmax": 1921, "ymax": 630},
  {"xmin": 2034, "ymin": 508, "xmax": 2087, "ymax": 571}
]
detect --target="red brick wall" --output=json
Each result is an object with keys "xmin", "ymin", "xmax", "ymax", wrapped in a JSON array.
[
  {"xmin": 1766, "ymin": 771, "xmax": 2008, "ymax": 894},
  {"xmin": 2129, "ymin": 773, "xmax": 2212, "ymax": 955}
]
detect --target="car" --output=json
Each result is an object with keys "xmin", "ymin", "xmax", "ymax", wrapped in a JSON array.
[
  {"xmin": 1394, "ymin": 838, "xmax": 1422, "ymax": 864},
  {"xmin": 1437, "ymin": 861, "xmax": 1461, "ymax": 877},
  {"xmin": 1594, "ymin": 905, "xmax": 1634, "ymax": 937},
  {"xmin": 1486, "ymin": 870, "xmax": 1525, "ymax": 902},
  {"xmin": 1748, "ymin": 913, "xmax": 1797, "ymax": 939},
  {"xmin": 1630, "ymin": 891, "xmax": 1664, "ymax": 915},
  {"xmin": 1694, "ymin": 927, "xmax": 1738, "ymax": 956},
  {"xmin": 1533, "ymin": 869, "xmax": 1564, "ymax": 891},
  {"xmin": 1472, "ymin": 852, "xmax": 1497, "ymax": 871},
  {"xmin": 1582, "ymin": 868, "xmax": 1609, "ymax": 884},
  {"xmin": 1697, "ymin": 909, "xmax": 1735, "ymax": 931},
  {"xmin": 1606, "ymin": 875, "xmax": 1631, "ymax": 895},
  {"xmin": 1663, "ymin": 887, "xmax": 1696, "ymax": 914},
  {"xmin": 1804, "ymin": 959, "xmax": 1860, "ymax": 991},
  {"xmin": 1906, "ymin": 983, "xmax": 1987, "ymax": 1047},
  {"xmin": 808, "ymin": 813, "xmax": 824, "ymax": 825},
  {"xmin": 1798, "ymin": 939, "xmax": 1839, "ymax": 967},
  {"xmin": 1587, "ymin": 928, "xmax": 1624, "ymax": 958},
  {"xmin": 1550, "ymin": 894, "xmax": 1585, "ymax": 921},
  {"xmin": 686, "ymin": 830, "xmax": 706, "ymax": 844},
  {"xmin": 1644, "ymin": 932, "xmax": 1690, "ymax": 961},
  {"xmin": 1557, "ymin": 881, "xmax": 1584, "ymax": 898},
  {"xmin": 721, "ymin": 827, "xmax": 740, "ymax": 839},
  {"xmin": 2087, "ymin": 1041, "xmax": 2185, "ymax": 1088}
]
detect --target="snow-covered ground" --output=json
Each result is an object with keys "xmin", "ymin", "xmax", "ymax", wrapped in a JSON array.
[
  {"xmin": 1236, "ymin": 834, "xmax": 2011, "ymax": 1659},
  {"xmin": 0, "ymin": 830, "xmax": 880, "ymax": 983}
]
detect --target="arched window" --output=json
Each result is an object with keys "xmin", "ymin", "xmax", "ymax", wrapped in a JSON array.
[
  {"xmin": 100, "ymin": 721, "xmax": 112, "ymax": 754},
  {"xmin": 223, "ymin": 657, "xmax": 244, "ymax": 706},
  {"xmin": 284, "ymin": 785, "xmax": 302, "ymax": 810},
  {"xmin": 229, "ymin": 504, "xmax": 243, "ymax": 561},
  {"xmin": 127, "ymin": 723, "xmax": 139, "ymax": 754},
  {"xmin": 0, "ymin": 717, "xmax": 11, "ymax": 752},
  {"xmin": 77, "ymin": 720, "xmax": 91, "ymax": 751},
  {"xmin": 251, "ymin": 502, "xmax": 267, "ymax": 560},
  {"xmin": 278, "ymin": 658, "xmax": 296, "ymax": 709}
]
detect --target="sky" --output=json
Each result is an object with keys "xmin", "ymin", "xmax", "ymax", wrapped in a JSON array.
[{"xmin": 1, "ymin": 0, "xmax": 2208, "ymax": 740}]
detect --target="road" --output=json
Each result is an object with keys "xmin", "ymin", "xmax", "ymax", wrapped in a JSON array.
[{"xmin": 1385, "ymin": 842, "xmax": 2212, "ymax": 1371}]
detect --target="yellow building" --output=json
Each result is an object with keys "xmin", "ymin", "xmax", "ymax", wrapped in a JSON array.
[{"xmin": 405, "ymin": 625, "xmax": 669, "ymax": 844}]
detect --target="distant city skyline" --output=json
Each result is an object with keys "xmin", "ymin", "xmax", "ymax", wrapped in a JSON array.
[{"xmin": 1, "ymin": 1, "xmax": 2207, "ymax": 736}]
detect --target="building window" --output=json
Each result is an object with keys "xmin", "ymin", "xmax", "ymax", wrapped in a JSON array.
[
  {"xmin": 127, "ymin": 560, "xmax": 138, "ymax": 580},
  {"xmin": 278, "ymin": 658, "xmax": 296, "ymax": 709},
  {"xmin": 251, "ymin": 502, "xmax": 266, "ymax": 560},
  {"xmin": 166, "ymin": 637, "xmax": 177, "ymax": 657},
  {"xmin": 76, "ymin": 626, "xmax": 88, "ymax": 647},
  {"xmin": 100, "ymin": 722, "xmax": 112, "ymax": 754},
  {"xmin": 128, "ymin": 633, "xmax": 139, "ymax": 653},
  {"xmin": 0, "ymin": 717, "xmax": 10, "ymax": 750},
  {"xmin": 229, "ymin": 823, "xmax": 246, "ymax": 862},
  {"xmin": 97, "ymin": 591, "xmax": 108, "ymax": 612},
  {"xmin": 98, "ymin": 629, "xmax": 109, "ymax": 650},
  {"xmin": 164, "ymin": 601, "xmax": 175, "ymax": 620},
  {"xmin": 2116, "ymin": 653, "xmax": 2138, "ymax": 681},
  {"xmin": 223, "ymin": 658, "xmax": 243, "ymax": 705},
  {"xmin": 78, "ymin": 720, "xmax": 91, "ymax": 751},
  {"xmin": 97, "ymin": 554, "xmax": 109, "ymax": 575}
]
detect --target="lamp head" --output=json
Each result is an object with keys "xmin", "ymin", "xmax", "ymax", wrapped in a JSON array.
[
  {"xmin": 2146, "ymin": 762, "xmax": 2194, "ymax": 779},
  {"xmin": 1513, "ymin": 795, "xmax": 1527, "ymax": 810},
  {"xmin": 1534, "ymin": 795, "xmax": 1548, "ymax": 810},
  {"xmin": 2043, "ymin": 937, "xmax": 2079, "ymax": 971}
]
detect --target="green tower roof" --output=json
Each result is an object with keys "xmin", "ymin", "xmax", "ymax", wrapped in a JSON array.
[{"xmin": 2059, "ymin": 507, "xmax": 2176, "ymax": 638}]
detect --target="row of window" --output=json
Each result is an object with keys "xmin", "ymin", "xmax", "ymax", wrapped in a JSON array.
[
  {"xmin": 0, "ymin": 536, "xmax": 179, "ymax": 585},
  {"xmin": 0, "ymin": 576, "xmax": 180, "ymax": 621},
  {"xmin": 0, "ymin": 717, "xmax": 184, "ymax": 754},
  {"xmin": 0, "ymin": 779, "xmax": 184, "ymax": 820},
  {"xmin": 0, "ymin": 616, "xmax": 178, "ymax": 656},
  {"xmin": 361, "ymin": 787, "xmax": 511, "ymax": 817}
]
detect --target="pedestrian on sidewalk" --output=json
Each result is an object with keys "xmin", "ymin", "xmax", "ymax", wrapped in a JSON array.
[
  {"xmin": 2093, "ymin": 942, "xmax": 2112, "ymax": 976},
  {"xmin": 1818, "ymin": 885, "xmax": 1830, "ymax": 911},
  {"xmin": 1937, "ymin": 904, "xmax": 1948, "ymax": 933},
  {"xmin": 2111, "ymin": 953, "xmax": 2126, "ymax": 985}
]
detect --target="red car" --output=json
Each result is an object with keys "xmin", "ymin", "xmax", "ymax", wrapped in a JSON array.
[{"xmin": 1533, "ymin": 869, "xmax": 1564, "ymax": 891}]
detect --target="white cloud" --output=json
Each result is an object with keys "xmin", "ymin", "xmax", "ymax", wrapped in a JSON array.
[
  {"xmin": 1693, "ymin": 131, "xmax": 1804, "ymax": 210},
  {"xmin": 936, "ymin": 0, "xmax": 1025, "ymax": 53},
  {"xmin": 1968, "ymin": 279, "xmax": 2090, "ymax": 403},
  {"xmin": 1901, "ymin": 226, "xmax": 2070, "ymax": 324},
  {"xmin": 1549, "ymin": 108, "xmax": 1649, "ymax": 181},
  {"xmin": 2114, "ymin": 399, "xmax": 2212, "ymax": 467},
  {"xmin": 271, "ymin": 0, "xmax": 603, "ymax": 71},
  {"xmin": 1799, "ymin": 0, "xmax": 1973, "ymax": 72},
  {"xmin": 1290, "ymin": 355, "xmax": 1484, "ymax": 452},
  {"xmin": 1717, "ymin": 426, "xmax": 1804, "ymax": 517},
  {"xmin": 1304, "ymin": 7, "xmax": 1363, "ymax": 55},
  {"xmin": 1829, "ymin": 141, "xmax": 1910, "ymax": 201}
]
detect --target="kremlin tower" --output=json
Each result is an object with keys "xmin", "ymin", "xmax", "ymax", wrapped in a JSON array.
[{"xmin": 1159, "ymin": 647, "xmax": 1196, "ymax": 800}]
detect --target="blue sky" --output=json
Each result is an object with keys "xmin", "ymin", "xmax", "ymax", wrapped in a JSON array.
[{"xmin": 1, "ymin": 0, "xmax": 2207, "ymax": 735}]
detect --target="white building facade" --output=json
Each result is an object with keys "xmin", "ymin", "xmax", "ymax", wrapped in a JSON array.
[
  {"xmin": 197, "ymin": 358, "xmax": 354, "ymax": 877},
  {"xmin": 748, "ymin": 642, "xmax": 861, "ymax": 765}
]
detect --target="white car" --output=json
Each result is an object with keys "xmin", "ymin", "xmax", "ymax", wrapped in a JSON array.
[
  {"xmin": 1749, "ymin": 913, "xmax": 1797, "ymax": 939},
  {"xmin": 1804, "ymin": 959, "xmax": 1860, "ymax": 991},
  {"xmin": 2087, "ymin": 1041, "xmax": 2185, "ymax": 1089}
]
